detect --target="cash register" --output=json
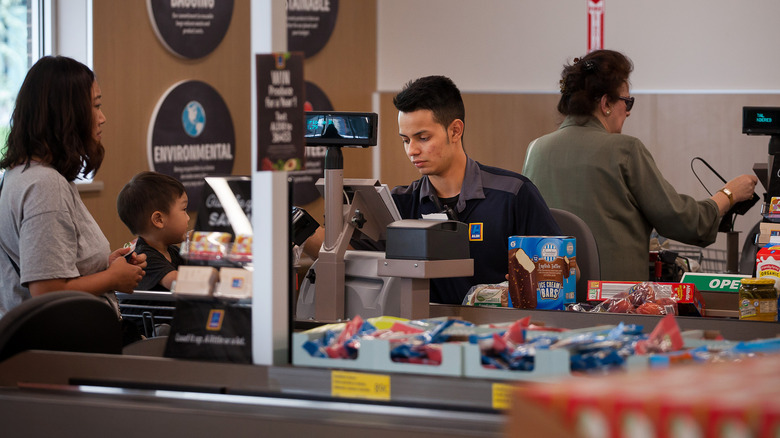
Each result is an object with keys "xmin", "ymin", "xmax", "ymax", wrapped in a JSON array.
[{"xmin": 295, "ymin": 112, "xmax": 473, "ymax": 322}]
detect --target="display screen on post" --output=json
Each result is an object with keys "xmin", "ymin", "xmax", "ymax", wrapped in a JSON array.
[
  {"xmin": 304, "ymin": 112, "xmax": 378, "ymax": 147},
  {"xmin": 743, "ymin": 106, "xmax": 780, "ymax": 135}
]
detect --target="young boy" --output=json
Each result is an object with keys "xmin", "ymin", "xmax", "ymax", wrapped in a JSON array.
[{"xmin": 117, "ymin": 171, "xmax": 190, "ymax": 291}]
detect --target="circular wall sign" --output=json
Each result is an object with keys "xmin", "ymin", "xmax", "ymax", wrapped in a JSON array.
[
  {"xmin": 287, "ymin": 0, "xmax": 339, "ymax": 58},
  {"xmin": 147, "ymin": 0, "xmax": 234, "ymax": 59},
  {"xmin": 148, "ymin": 80, "xmax": 236, "ymax": 212}
]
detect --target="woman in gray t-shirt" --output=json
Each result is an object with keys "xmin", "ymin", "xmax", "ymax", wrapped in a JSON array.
[{"xmin": 0, "ymin": 56, "xmax": 146, "ymax": 319}]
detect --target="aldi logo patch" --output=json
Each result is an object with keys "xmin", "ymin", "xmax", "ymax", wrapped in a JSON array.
[
  {"xmin": 206, "ymin": 309, "xmax": 225, "ymax": 331},
  {"xmin": 469, "ymin": 223, "xmax": 483, "ymax": 241}
]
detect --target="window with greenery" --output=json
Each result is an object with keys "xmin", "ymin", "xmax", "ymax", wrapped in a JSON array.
[{"xmin": 0, "ymin": 0, "xmax": 32, "ymax": 157}]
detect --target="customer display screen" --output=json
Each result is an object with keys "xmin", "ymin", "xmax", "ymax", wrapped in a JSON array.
[
  {"xmin": 305, "ymin": 112, "xmax": 378, "ymax": 147},
  {"xmin": 743, "ymin": 106, "xmax": 780, "ymax": 135}
]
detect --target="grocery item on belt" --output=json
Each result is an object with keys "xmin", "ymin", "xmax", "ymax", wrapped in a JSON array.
[
  {"xmin": 507, "ymin": 236, "xmax": 577, "ymax": 310},
  {"xmin": 580, "ymin": 282, "xmax": 678, "ymax": 315},
  {"xmin": 738, "ymin": 277, "xmax": 778, "ymax": 321},
  {"xmin": 462, "ymin": 281, "xmax": 509, "ymax": 307}
]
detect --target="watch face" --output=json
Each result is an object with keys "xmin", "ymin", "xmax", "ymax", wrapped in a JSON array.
[{"xmin": 721, "ymin": 188, "xmax": 734, "ymax": 204}]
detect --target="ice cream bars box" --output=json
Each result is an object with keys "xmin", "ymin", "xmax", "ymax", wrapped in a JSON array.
[
  {"xmin": 586, "ymin": 281, "xmax": 705, "ymax": 317},
  {"xmin": 507, "ymin": 236, "xmax": 577, "ymax": 310}
]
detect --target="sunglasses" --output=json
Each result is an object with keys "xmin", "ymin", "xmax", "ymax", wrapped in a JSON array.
[{"xmin": 618, "ymin": 96, "xmax": 635, "ymax": 111}]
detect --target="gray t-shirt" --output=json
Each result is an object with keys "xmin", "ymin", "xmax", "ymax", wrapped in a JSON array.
[{"xmin": 0, "ymin": 162, "xmax": 113, "ymax": 318}]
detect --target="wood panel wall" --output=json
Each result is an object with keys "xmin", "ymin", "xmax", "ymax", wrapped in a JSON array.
[
  {"xmin": 89, "ymin": 1, "xmax": 251, "ymax": 249},
  {"xmin": 88, "ymin": 1, "xmax": 376, "ymax": 249}
]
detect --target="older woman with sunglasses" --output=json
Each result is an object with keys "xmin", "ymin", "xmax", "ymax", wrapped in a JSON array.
[{"xmin": 523, "ymin": 49, "xmax": 757, "ymax": 282}]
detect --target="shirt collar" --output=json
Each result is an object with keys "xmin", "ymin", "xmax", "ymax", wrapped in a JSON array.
[
  {"xmin": 559, "ymin": 115, "xmax": 607, "ymax": 131},
  {"xmin": 417, "ymin": 156, "xmax": 485, "ymax": 213}
]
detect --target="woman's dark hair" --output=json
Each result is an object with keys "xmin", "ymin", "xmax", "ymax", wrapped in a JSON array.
[
  {"xmin": 557, "ymin": 50, "xmax": 633, "ymax": 117},
  {"xmin": 0, "ymin": 56, "xmax": 103, "ymax": 181},
  {"xmin": 393, "ymin": 75, "xmax": 465, "ymax": 133},
  {"xmin": 117, "ymin": 171, "xmax": 186, "ymax": 235}
]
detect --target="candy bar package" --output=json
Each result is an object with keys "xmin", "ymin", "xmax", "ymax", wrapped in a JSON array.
[
  {"xmin": 507, "ymin": 236, "xmax": 577, "ymax": 310},
  {"xmin": 301, "ymin": 316, "xmax": 475, "ymax": 366}
]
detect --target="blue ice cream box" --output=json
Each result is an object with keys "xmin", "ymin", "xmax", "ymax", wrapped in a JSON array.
[{"xmin": 507, "ymin": 236, "xmax": 577, "ymax": 310}]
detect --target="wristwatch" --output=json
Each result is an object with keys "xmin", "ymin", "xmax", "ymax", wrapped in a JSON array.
[{"xmin": 719, "ymin": 187, "xmax": 735, "ymax": 207}]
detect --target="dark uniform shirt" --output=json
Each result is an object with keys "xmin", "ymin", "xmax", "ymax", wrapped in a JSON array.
[
  {"xmin": 391, "ymin": 157, "xmax": 561, "ymax": 304},
  {"xmin": 134, "ymin": 236, "xmax": 185, "ymax": 291}
]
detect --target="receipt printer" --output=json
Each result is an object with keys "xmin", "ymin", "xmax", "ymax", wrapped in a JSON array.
[{"xmin": 385, "ymin": 219, "xmax": 470, "ymax": 260}]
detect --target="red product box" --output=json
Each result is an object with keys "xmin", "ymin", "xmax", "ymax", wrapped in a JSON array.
[
  {"xmin": 587, "ymin": 281, "xmax": 705, "ymax": 317},
  {"xmin": 612, "ymin": 384, "xmax": 663, "ymax": 438},
  {"xmin": 759, "ymin": 398, "xmax": 780, "ymax": 438},
  {"xmin": 562, "ymin": 383, "xmax": 615, "ymax": 438},
  {"xmin": 703, "ymin": 390, "xmax": 760, "ymax": 438}
]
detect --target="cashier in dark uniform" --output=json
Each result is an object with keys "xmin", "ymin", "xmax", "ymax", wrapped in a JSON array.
[{"xmin": 390, "ymin": 75, "xmax": 561, "ymax": 304}]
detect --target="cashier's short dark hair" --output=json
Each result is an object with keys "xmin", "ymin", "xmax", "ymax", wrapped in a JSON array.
[
  {"xmin": 393, "ymin": 75, "xmax": 465, "ymax": 131},
  {"xmin": 557, "ymin": 50, "xmax": 633, "ymax": 117},
  {"xmin": 117, "ymin": 171, "xmax": 186, "ymax": 235},
  {"xmin": 0, "ymin": 56, "xmax": 103, "ymax": 181}
]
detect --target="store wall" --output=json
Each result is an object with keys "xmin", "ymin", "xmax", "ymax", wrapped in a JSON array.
[
  {"xmin": 375, "ymin": 0, "xmax": 780, "ymax": 249},
  {"xmin": 377, "ymin": 0, "xmax": 780, "ymax": 92},
  {"xmin": 88, "ymin": 1, "xmax": 375, "ymax": 249},
  {"xmin": 86, "ymin": 1, "xmax": 780, "ymax": 251},
  {"xmin": 88, "ymin": 2, "xmax": 251, "ymax": 249}
]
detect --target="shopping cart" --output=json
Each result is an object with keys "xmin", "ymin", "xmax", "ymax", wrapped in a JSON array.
[{"xmin": 664, "ymin": 242, "xmax": 728, "ymax": 274}]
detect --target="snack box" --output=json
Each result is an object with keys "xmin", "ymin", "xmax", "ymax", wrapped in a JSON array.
[
  {"xmin": 186, "ymin": 231, "xmax": 232, "ymax": 261},
  {"xmin": 507, "ymin": 236, "xmax": 577, "ymax": 310},
  {"xmin": 292, "ymin": 332, "xmax": 463, "ymax": 377},
  {"xmin": 586, "ymin": 281, "xmax": 705, "ymax": 317},
  {"xmin": 756, "ymin": 243, "xmax": 780, "ymax": 289}
]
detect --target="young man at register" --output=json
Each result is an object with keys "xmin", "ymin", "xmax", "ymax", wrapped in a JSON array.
[
  {"xmin": 388, "ymin": 75, "xmax": 561, "ymax": 304},
  {"xmin": 304, "ymin": 76, "xmax": 561, "ymax": 305}
]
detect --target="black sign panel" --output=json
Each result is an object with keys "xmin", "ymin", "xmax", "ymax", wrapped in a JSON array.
[
  {"xmin": 164, "ymin": 298, "xmax": 252, "ymax": 363},
  {"xmin": 255, "ymin": 53, "xmax": 304, "ymax": 172},
  {"xmin": 149, "ymin": 80, "xmax": 236, "ymax": 211},
  {"xmin": 147, "ymin": 0, "xmax": 234, "ymax": 59},
  {"xmin": 287, "ymin": 0, "xmax": 339, "ymax": 58},
  {"xmin": 194, "ymin": 176, "xmax": 252, "ymax": 234}
]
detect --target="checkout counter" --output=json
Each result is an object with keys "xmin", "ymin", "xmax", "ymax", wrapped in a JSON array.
[{"xmin": 2, "ymin": 198, "xmax": 778, "ymax": 438}]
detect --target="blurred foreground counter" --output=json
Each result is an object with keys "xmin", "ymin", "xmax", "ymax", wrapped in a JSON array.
[{"xmin": 508, "ymin": 354, "xmax": 780, "ymax": 438}]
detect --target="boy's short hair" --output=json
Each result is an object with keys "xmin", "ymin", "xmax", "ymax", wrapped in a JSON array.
[{"xmin": 117, "ymin": 171, "xmax": 186, "ymax": 235}]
